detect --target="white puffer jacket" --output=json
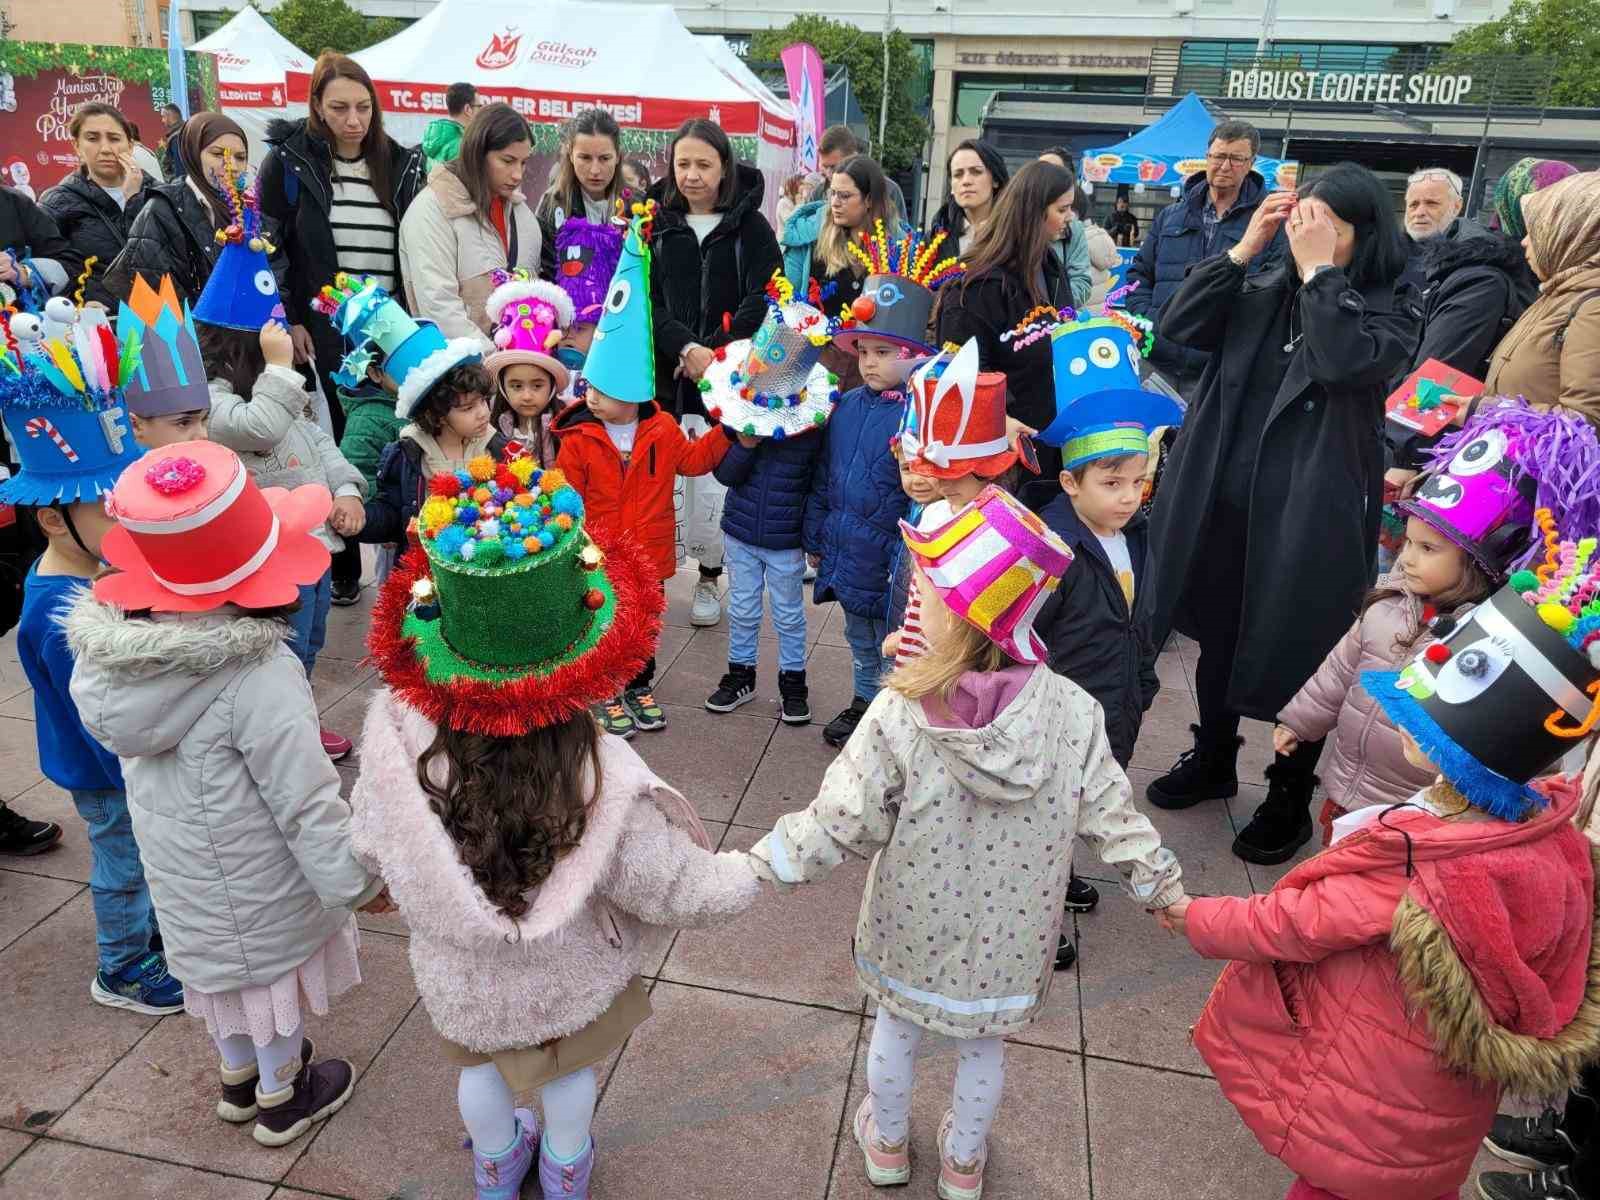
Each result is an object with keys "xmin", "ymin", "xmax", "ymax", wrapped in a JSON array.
[{"xmin": 66, "ymin": 593, "xmax": 381, "ymax": 993}]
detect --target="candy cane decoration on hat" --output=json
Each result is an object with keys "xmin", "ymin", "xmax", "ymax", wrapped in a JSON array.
[{"xmin": 24, "ymin": 417, "xmax": 79, "ymax": 462}]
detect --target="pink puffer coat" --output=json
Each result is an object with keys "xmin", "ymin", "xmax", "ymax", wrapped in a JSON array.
[{"xmin": 1187, "ymin": 777, "xmax": 1600, "ymax": 1200}]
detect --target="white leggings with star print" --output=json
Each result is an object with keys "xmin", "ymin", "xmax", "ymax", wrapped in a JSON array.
[{"xmin": 866, "ymin": 1008, "xmax": 1006, "ymax": 1164}]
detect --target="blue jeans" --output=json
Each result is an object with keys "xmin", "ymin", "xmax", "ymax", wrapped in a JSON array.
[
  {"xmin": 70, "ymin": 789, "xmax": 157, "ymax": 977},
  {"xmin": 725, "ymin": 536, "xmax": 807, "ymax": 672},
  {"xmin": 842, "ymin": 610, "xmax": 892, "ymax": 702},
  {"xmin": 288, "ymin": 568, "xmax": 332, "ymax": 678}
]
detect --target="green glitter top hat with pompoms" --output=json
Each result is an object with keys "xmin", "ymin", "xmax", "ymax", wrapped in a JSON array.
[{"xmin": 367, "ymin": 449, "xmax": 664, "ymax": 736}]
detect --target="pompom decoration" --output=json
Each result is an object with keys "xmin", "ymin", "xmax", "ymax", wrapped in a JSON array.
[
  {"xmin": 419, "ymin": 459, "xmax": 584, "ymax": 566},
  {"xmin": 1424, "ymin": 642, "xmax": 1452, "ymax": 664},
  {"xmin": 144, "ymin": 456, "xmax": 206, "ymax": 496},
  {"xmin": 467, "ymin": 456, "xmax": 496, "ymax": 483}
]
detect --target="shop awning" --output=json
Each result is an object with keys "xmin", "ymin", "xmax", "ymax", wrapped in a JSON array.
[{"xmin": 1080, "ymin": 92, "xmax": 1297, "ymax": 193}]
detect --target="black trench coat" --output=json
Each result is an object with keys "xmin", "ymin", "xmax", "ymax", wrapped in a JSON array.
[{"xmin": 1147, "ymin": 253, "xmax": 1418, "ymax": 720}]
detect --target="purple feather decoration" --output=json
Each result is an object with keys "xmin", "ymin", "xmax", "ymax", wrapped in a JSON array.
[{"xmin": 554, "ymin": 216, "xmax": 625, "ymax": 321}]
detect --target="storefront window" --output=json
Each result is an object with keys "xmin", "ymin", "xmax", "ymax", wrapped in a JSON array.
[
  {"xmin": 190, "ymin": 8, "xmax": 231, "ymax": 38},
  {"xmin": 954, "ymin": 73, "xmax": 1145, "ymax": 128}
]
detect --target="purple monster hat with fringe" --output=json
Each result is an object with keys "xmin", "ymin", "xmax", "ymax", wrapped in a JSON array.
[
  {"xmin": 1397, "ymin": 399, "xmax": 1600, "ymax": 581},
  {"xmin": 554, "ymin": 215, "xmax": 625, "ymax": 324}
]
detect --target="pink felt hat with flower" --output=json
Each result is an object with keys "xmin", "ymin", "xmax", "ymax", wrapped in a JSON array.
[
  {"xmin": 94, "ymin": 441, "xmax": 332, "ymax": 614},
  {"xmin": 483, "ymin": 270, "xmax": 574, "ymax": 392}
]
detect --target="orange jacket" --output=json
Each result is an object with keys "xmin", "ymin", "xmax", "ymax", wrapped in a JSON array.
[{"xmin": 553, "ymin": 399, "xmax": 732, "ymax": 579}]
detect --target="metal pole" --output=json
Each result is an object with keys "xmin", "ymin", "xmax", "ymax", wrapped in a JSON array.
[
  {"xmin": 1256, "ymin": 0, "xmax": 1278, "ymax": 57},
  {"xmin": 879, "ymin": 0, "xmax": 892, "ymax": 152}
]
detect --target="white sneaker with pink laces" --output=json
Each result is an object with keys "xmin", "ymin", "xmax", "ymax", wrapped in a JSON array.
[
  {"xmin": 853, "ymin": 1097, "xmax": 911, "ymax": 1186},
  {"xmin": 937, "ymin": 1110, "xmax": 987, "ymax": 1200}
]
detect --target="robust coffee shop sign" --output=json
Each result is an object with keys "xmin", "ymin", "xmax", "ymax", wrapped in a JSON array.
[{"xmin": 1226, "ymin": 68, "xmax": 1475, "ymax": 106}]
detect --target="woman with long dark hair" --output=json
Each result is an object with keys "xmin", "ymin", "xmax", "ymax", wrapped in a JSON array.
[
  {"xmin": 647, "ymin": 117, "xmax": 782, "ymax": 626},
  {"xmin": 1037, "ymin": 146, "xmax": 1093, "ymax": 308},
  {"xmin": 933, "ymin": 159, "xmax": 1075, "ymax": 473},
  {"xmin": 1142, "ymin": 162, "xmax": 1416, "ymax": 865},
  {"xmin": 928, "ymin": 139, "xmax": 1009, "ymax": 255},
  {"xmin": 535, "ymin": 108, "xmax": 622, "ymax": 280},
  {"xmin": 41, "ymin": 103, "xmax": 155, "ymax": 305},
  {"xmin": 399, "ymin": 103, "xmax": 541, "ymax": 348}
]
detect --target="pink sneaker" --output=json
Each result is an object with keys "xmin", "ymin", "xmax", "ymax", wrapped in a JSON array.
[
  {"xmin": 853, "ymin": 1096, "xmax": 910, "ymax": 1187},
  {"xmin": 936, "ymin": 1110, "xmax": 987, "ymax": 1200},
  {"xmin": 320, "ymin": 727, "xmax": 352, "ymax": 761}
]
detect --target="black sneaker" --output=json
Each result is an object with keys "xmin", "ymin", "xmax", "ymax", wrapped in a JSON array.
[
  {"xmin": 1485, "ymin": 1109, "xmax": 1577, "ymax": 1171},
  {"xmin": 330, "ymin": 576, "xmax": 362, "ymax": 607},
  {"xmin": 1054, "ymin": 932, "xmax": 1077, "ymax": 971},
  {"xmin": 1232, "ymin": 762, "xmax": 1316, "ymax": 866},
  {"xmin": 0, "ymin": 803, "xmax": 63, "ymax": 856},
  {"xmin": 778, "ymin": 669, "xmax": 811, "ymax": 726},
  {"xmin": 823, "ymin": 697, "xmax": 870, "ymax": 747},
  {"xmin": 1476, "ymin": 1167, "xmax": 1582, "ymax": 1200},
  {"xmin": 706, "ymin": 663, "xmax": 757, "ymax": 713},
  {"xmin": 1064, "ymin": 875, "xmax": 1099, "ymax": 913},
  {"xmin": 1146, "ymin": 724, "xmax": 1243, "ymax": 810}
]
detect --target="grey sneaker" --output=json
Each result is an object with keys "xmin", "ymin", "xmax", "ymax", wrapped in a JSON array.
[{"xmin": 690, "ymin": 578, "xmax": 722, "ymax": 626}]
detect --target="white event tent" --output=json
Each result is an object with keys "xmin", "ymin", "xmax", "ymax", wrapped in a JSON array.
[{"xmin": 191, "ymin": 6, "xmax": 313, "ymax": 161}]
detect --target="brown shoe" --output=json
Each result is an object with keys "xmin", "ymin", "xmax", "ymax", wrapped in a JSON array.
[
  {"xmin": 217, "ymin": 1038, "xmax": 314, "ymax": 1123},
  {"xmin": 252, "ymin": 1055, "xmax": 353, "ymax": 1147}
]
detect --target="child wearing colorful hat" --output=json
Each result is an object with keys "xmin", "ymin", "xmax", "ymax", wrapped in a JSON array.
[
  {"xmin": 118, "ymin": 274, "xmax": 213, "ymax": 450},
  {"xmin": 1274, "ymin": 400, "xmax": 1600, "ymax": 853},
  {"xmin": 1164, "ymin": 510, "xmax": 1600, "ymax": 1200},
  {"xmin": 0, "ymin": 300, "xmax": 180, "ymax": 1013},
  {"xmin": 552, "ymin": 204, "xmax": 735, "ymax": 739},
  {"xmin": 483, "ymin": 267, "xmax": 573, "ymax": 466},
  {"xmin": 549, "ymin": 213, "xmax": 624, "ymax": 400},
  {"xmin": 350, "ymin": 453, "xmax": 758, "ymax": 1200},
  {"xmin": 750, "ymin": 486, "xmax": 1185, "ymax": 1199},
  {"xmin": 66, "ymin": 440, "xmax": 392, "ymax": 1148}
]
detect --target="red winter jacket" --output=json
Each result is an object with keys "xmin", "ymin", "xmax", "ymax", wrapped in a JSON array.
[
  {"xmin": 553, "ymin": 399, "xmax": 732, "ymax": 580},
  {"xmin": 1188, "ymin": 777, "xmax": 1600, "ymax": 1200}
]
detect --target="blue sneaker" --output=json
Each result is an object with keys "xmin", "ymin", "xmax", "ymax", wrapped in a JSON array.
[{"xmin": 91, "ymin": 952, "xmax": 184, "ymax": 1015}]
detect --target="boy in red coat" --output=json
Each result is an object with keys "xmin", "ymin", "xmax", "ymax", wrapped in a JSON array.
[
  {"xmin": 554, "ymin": 202, "xmax": 733, "ymax": 739},
  {"xmin": 1162, "ymin": 515, "xmax": 1600, "ymax": 1200}
]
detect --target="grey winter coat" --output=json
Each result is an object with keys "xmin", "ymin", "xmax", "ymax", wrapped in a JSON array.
[{"xmin": 66, "ymin": 595, "xmax": 380, "ymax": 993}]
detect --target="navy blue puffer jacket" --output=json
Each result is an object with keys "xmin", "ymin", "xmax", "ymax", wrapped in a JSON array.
[
  {"xmin": 715, "ymin": 428, "xmax": 824, "ymax": 551},
  {"xmin": 803, "ymin": 385, "xmax": 911, "ymax": 619}
]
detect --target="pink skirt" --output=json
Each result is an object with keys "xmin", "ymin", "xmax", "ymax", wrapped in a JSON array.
[{"xmin": 185, "ymin": 917, "xmax": 362, "ymax": 1047}]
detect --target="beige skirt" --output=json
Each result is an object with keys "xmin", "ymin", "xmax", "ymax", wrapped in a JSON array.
[{"xmin": 439, "ymin": 977, "xmax": 652, "ymax": 1095}]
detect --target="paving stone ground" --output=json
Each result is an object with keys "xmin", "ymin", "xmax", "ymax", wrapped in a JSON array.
[{"xmin": 0, "ymin": 566, "xmax": 1518, "ymax": 1198}]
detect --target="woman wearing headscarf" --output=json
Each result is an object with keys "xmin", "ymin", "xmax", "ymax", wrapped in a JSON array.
[
  {"xmin": 1484, "ymin": 169, "xmax": 1600, "ymax": 424},
  {"xmin": 1491, "ymin": 157, "xmax": 1580, "ymax": 242},
  {"xmin": 102, "ymin": 113, "xmax": 250, "ymax": 304}
]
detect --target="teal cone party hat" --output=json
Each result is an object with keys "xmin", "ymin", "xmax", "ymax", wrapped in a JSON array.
[
  {"xmin": 193, "ymin": 151, "xmax": 286, "ymax": 332},
  {"xmin": 578, "ymin": 202, "xmax": 657, "ymax": 405}
]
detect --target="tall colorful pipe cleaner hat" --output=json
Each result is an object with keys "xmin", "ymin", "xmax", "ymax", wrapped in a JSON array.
[
  {"xmin": 367, "ymin": 452, "xmax": 663, "ymax": 735},
  {"xmin": 899, "ymin": 485, "xmax": 1074, "ymax": 663},
  {"xmin": 834, "ymin": 221, "xmax": 964, "ymax": 357},
  {"xmin": 117, "ymin": 274, "xmax": 212, "ymax": 419},
  {"xmin": 698, "ymin": 271, "xmax": 846, "ymax": 440},
  {"xmin": 554, "ymin": 212, "xmax": 626, "ymax": 324},
  {"xmin": 902, "ymin": 338, "xmax": 1026, "ymax": 480},
  {"xmin": 192, "ymin": 151, "xmax": 286, "ymax": 332},
  {"xmin": 578, "ymin": 202, "xmax": 657, "ymax": 405},
  {"xmin": 311, "ymin": 273, "xmax": 482, "ymax": 418},
  {"xmin": 95, "ymin": 440, "xmax": 331, "ymax": 612},
  {"xmin": 0, "ymin": 301, "xmax": 140, "ymax": 505},
  {"xmin": 1397, "ymin": 399, "xmax": 1600, "ymax": 582},
  {"xmin": 1364, "ymin": 510, "xmax": 1600, "ymax": 821},
  {"xmin": 482, "ymin": 268, "xmax": 574, "ymax": 392}
]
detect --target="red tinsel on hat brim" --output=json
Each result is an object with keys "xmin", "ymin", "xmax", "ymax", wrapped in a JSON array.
[{"xmin": 366, "ymin": 522, "xmax": 664, "ymax": 737}]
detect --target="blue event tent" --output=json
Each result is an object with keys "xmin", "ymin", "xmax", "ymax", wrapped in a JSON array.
[{"xmin": 1079, "ymin": 92, "xmax": 1297, "ymax": 194}]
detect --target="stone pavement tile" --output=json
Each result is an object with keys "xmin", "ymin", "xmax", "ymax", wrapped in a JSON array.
[
  {"xmin": 1078, "ymin": 894, "xmax": 1222, "ymax": 1076},
  {"xmin": 0, "ymin": 688, "xmax": 31, "ymax": 719},
  {"xmin": 0, "ymin": 716, "xmax": 44, "ymax": 804},
  {"xmin": 50, "ymin": 931, "xmax": 418, "ymax": 1182},
  {"xmin": 829, "ymin": 1019, "xmax": 1088, "ymax": 1200},
  {"xmin": 1129, "ymin": 689, "xmax": 1200, "ymax": 773},
  {"xmin": 0, "ymin": 1128, "xmax": 32, "ymax": 1171},
  {"xmin": 0, "ymin": 895, "xmax": 162, "ymax": 1131},
  {"xmin": 316, "ymin": 596, "xmax": 376, "ymax": 665},
  {"xmin": 733, "ymin": 717, "xmax": 842, "ymax": 829},
  {"xmin": 653, "ymin": 627, "xmax": 780, "ymax": 711},
  {"xmin": 661, "ymin": 826, "xmax": 869, "ymax": 1013},
  {"xmin": 0, "ymin": 869, "xmax": 81, "ymax": 954},
  {"xmin": 0, "ymin": 782, "xmax": 91, "ymax": 886},
  {"xmin": 317, "ymin": 687, "xmax": 379, "ymax": 770},
  {"xmin": 594, "ymin": 982, "xmax": 858, "ymax": 1200},
  {"xmin": 628, "ymin": 704, "xmax": 771, "ymax": 824},
  {"xmin": 0, "ymin": 1139, "xmax": 276, "ymax": 1198},
  {"xmin": 0, "ymin": 635, "xmax": 28, "ymax": 703},
  {"xmin": 1088, "ymin": 1058, "xmax": 1294, "ymax": 1200},
  {"xmin": 1100, "ymin": 769, "xmax": 1253, "ymax": 899},
  {"xmin": 1239, "ymin": 716, "xmax": 1279, "ymax": 784},
  {"xmin": 816, "ymin": 601, "xmax": 849, "ymax": 649},
  {"xmin": 311, "ymin": 657, "xmax": 376, "ymax": 716},
  {"xmin": 1008, "ymin": 949, "xmax": 1081, "ymax": 1052},
  {"xmin": 803, "ymin": 640, "xmax": 861, "ymax": 725},
  {"xmin": 1155, "ymin": 647, "xmax": 1189, "ymax": 694}
]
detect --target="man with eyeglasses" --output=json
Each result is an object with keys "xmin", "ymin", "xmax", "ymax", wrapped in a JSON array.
[
  {"xmin": 1403, "ymin": 167, "xmax": 1463, "ymax": 243},
  {"xmin": 1125, "ymin": 119, "xmax": 1286, "ymax": 399}
]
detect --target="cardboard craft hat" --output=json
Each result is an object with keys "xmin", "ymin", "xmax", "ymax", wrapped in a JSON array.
[
  {"xmin": 899, "ymin": 485, "xmax": 1074, "ymax": 664},
  {"xmin": 311, "ymin": 273, "xmax": 482, "ymax": 419},
  {"xmin": 367, "ymin": 452, "xmax": 663, "ymax": 736},
  {"xmin": 577, "ymin": 203, "xmax": 658, "ymax": 405},
  {"xmin": 1038, "ymin": 303, "xmax": 1178, "ymax": 460},
  {"xmin": 117, "ymin": 274, "xmax": 212, "ymax": 418},
  {"xmin": 1397, "ymin": 400, "xmax": 1600, "ymax": 582},
  {"xmin": 834, "ymin": 223, "xmax": 965, "ymax": 357},
  {"xmin": 554, "ymin": 213, "xmax": 626, "ymax": 324},
  {"xmin": 1366, "ymin": 510, "xmax": 1600, "ymax": 821},
  {"xmin": 0, "ymin": 302, "xmax": 141, "ymax": 505},
  {"xmin": 192, "ymin": 154, "xmax": 287, "ymax": 332},
  {"xmin": 699, "ymin": 272, "xmax": 847, "ymax": 440},
  {"xmin": 903, "ymin": 339, "xmax": 1028, "ymax": 480},
  {"xmin": 94, "ymin": 441, "xmax": 331, "ymax": 613},
  {"xmin": 482, "ymin": 270, "xmax": 573, "ymax": 392}
]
